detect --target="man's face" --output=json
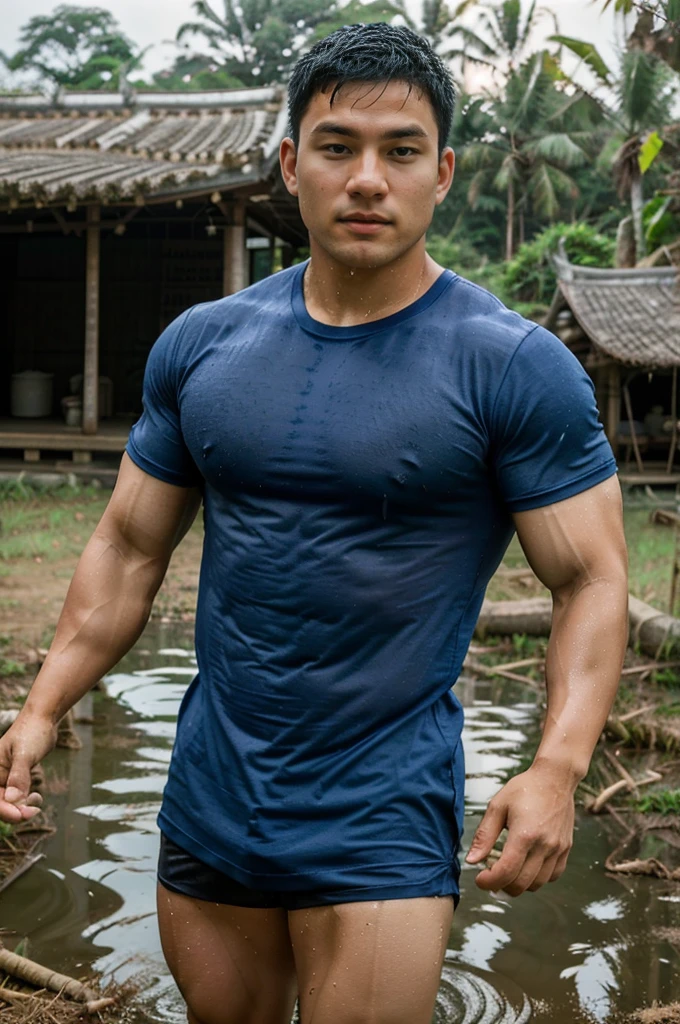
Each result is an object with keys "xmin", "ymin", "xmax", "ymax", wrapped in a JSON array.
[{"xmin": 280, "ymin": 80, "xmax": 454, "ymax": 269}]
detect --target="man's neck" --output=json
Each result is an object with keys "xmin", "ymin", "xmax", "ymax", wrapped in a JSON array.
[{"xmin": 302, "ymin": 243, "xmax": 443, "ymax": 328}]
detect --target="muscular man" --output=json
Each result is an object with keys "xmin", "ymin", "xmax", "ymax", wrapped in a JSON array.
[{"xmin": 0, "ymin": 23, "xmax": 627, "ymax": 1024}]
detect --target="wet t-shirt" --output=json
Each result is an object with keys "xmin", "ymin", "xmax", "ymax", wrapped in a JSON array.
[{"xmin": 126, "ymin": 261, "xmax": 617, "ymax": 899}]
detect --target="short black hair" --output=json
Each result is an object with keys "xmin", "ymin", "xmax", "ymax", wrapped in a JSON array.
[{"xmin": 287, "ymin": 23, "xmax": 456, "ymax": 157}]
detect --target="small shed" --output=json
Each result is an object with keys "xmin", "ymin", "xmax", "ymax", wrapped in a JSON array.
[
  {"xmin": 0, "ymin": 85, "xmax": 305, "ymax": 471},
  {"xmin": 546, "ymin": 244, "xmax": 680, "ymax": 481}
]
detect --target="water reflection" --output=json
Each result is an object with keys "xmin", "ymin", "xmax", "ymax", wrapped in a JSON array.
[{"xmin": 1, "ymin": 624, "xmax": 679, "ymax": 1022}]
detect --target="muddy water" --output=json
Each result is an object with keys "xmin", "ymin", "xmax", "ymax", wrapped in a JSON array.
[{"xmin": 2, "ymin": 623, "xmax": 679, "ymax": 1023}]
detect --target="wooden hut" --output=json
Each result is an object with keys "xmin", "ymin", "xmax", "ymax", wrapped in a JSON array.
[
  {"xmin": 546, "ymin": 243, "xmax": 680, "ymax": 483},
  {"xmin": 0, "ymin": 85, "xmax": 305, "ymax": 472}
]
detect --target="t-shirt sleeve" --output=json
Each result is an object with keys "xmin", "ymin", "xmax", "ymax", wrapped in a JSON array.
[
  {"xmin": 125, "ymin": 309, "xmax": 202, "ymax": 488},
  {"xmin": 491, "ymin": 324, "xmax": 617, "ymax": 513}
]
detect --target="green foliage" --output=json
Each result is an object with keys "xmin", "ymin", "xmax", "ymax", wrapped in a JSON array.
[
  {"xmin": 0, "ymin": 659, "xmax": 27, "ymax": 678},
  {"xmin": 643, "ymin": 194, "xmax": 680, "ymax": 249},
  {"xmin": 656, "ymin": 702, "xmax": 680, "ymax": 716},
  {"xmin": 175, "ymin": 0, "xmax": 403, "ymax": 87},
  {"xmin": 637, "ymin": 788, "xmax": 680, "ymax": 814},
  {"xmin": 4, "ymin": 5, "xmax": 140, "ymax": 91},
  {"xmin": 653, "ymin": 666, "xmax": 680, "ymax": 688},
  {"xmin": 448, "ymin": 0, "xmax": 557, "ymax": 75},
  {"xmin": 0, "ymin": 822, "xmax": 13, "ymax": 839},
  {"xmin": 152, "ymin": 53, "xmax": 245, "ymax": 90},
  {"xmin": 503, "ymin": 221, "xmax": 615, "ymax": 304},
  {"xmin": 425, "ymin": 232, "xmax": 513, "ymax": 305}
]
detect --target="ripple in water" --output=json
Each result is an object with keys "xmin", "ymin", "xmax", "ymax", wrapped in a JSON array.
[{"xmin": 434, "ymin": 957, "xmax": 532, "ymax": 1024}]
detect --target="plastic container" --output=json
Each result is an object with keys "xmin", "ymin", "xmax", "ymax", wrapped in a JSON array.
[{"xmin": 11, "ymin": 371, "xmax": 54, "ymax": 418}]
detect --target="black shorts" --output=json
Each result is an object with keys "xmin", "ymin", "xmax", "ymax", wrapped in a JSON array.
[{"xmin": 157, "ymin": 832, "xmax": 459, "ymax": 912}]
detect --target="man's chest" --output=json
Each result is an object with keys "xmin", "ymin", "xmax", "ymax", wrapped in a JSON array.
[{"xmin": 179, "ymin": 323, "xmax": 491, "ymax": 504}]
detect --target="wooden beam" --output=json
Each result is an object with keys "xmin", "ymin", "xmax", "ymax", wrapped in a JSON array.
[
  {"xmin": 221, "ymin": 198, "xmax": 246, "ymax": 296},
  {"xmin": 83, "ymin": 205, "xmax": 100, "ymax": 436}
]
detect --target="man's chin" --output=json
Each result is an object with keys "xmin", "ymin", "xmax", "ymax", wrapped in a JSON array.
[{"xmin": 318, "ymin": 239, "xmax": 407, "ymax": 271}]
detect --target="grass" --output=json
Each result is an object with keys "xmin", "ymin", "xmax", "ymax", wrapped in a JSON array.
[
  {"xmin": 485, "ymin": 497, "xmax": 680, "ymax": 612},
  {"xmin": 0, "ymin": 482, "xmax": 108, "ymax": 563},
  {"xmin": 637, "ymin": 789, "xmax": 680, "ymax": 815},
  {"xmin": 0, "ymin": 660, "xmax": 26, "ymax": 678}
]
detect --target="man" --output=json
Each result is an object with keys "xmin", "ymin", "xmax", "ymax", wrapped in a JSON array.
[{"xmin": 0, "ymin": 22, "xmax": 627, "ymax": 1024}]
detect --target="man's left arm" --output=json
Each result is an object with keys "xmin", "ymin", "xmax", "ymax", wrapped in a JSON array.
[{"xmin": 466, "ymin": 474, "xmax": 628, "ymax": 896}]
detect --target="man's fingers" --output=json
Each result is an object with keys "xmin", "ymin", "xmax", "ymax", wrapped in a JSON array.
[
  {"xmin": 549, "ymin": 847, "xmax": 571, "ymax": 883},
  {"xmin": 4, "ymin": 757, "xmax": 32, "ymax": 806},
  {"xmin": 465, "ymin": 800, "xmax": 507, "ymax": 865},
  {"xmin": 501, "ymin": 851, "xmax": 546, "ymax": 897},
  {"xmin": 526, "ymin": 853, "xmax": 560, "ymax": 893},
  {"xmin": 0, "ymin": 794, "xmax": 26, "ymax": 824},
  {"xmin": 25, "ymin": 792, "xmax": 43, "ymax": 808},
  {"xmin": 473, "ymin": 838, "xmax": 525, "ymax": 891}
]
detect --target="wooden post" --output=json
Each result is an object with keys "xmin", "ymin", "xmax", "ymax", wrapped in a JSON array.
[
  {"xmin": 83, "ymin": 205, "xmax": 100, "ymax": 435},
  {"xmin": 667, "ymin": 366, "xmax": 678, "ymax": 474},
  {"xmin": 221, "ymin": 198, "xmax": 246, "ymax": 296},
  {"xmin": 606, "ymin": 363, "xmax": 621, "ymax": 459}
]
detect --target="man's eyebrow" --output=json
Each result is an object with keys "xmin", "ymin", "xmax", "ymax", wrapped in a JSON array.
[{"xmin": 309, "ymin": 122, "xmax": 429, "ymax": 141}]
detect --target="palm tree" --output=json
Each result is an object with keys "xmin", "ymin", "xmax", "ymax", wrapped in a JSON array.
[
  {"xmin": 176, "ymin": 0, "xmax": 403, "ymax": 86},
  {"xmin": 447, "ymin": 0, "xmax": 558, "ymax": 79},
  {"xmin": 597, "ymin": 0, "xmax": 680, "ymax": 75},
  {"xmin": 551, "ymin": 37, "xmax": 677, "ymax": 259},
  {"xmin": 459, "ymin": 51, "xmax": 595, "ymax": 258}
]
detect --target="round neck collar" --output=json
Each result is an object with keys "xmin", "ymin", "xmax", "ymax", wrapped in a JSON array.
[{"xmin": 291, "ymin": 260, "xmax": 456, "ymax": 341}]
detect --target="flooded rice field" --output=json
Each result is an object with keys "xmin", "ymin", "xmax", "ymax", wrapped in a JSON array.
[{"xmin": 1, "ymin": 622, "xmax": 679, "ymax": 1023}]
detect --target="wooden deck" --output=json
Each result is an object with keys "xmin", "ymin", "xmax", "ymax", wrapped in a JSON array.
[{"xmin": 0, "ymin": 416, "xmax": 134, "ymax": 460}]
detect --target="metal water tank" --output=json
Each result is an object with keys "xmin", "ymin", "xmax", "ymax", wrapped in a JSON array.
[{"xmin": 11, "ymin": 371, "xmax": 54, "ymax": 418}]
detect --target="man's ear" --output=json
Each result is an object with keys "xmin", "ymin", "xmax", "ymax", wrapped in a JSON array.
[
  {"xmin": 280, "ymin": 137, "xmax": 298, "ymax": 197},
  {"xmin": 435, "ymin": 147, "xmax": 455, "ymax": 206}
]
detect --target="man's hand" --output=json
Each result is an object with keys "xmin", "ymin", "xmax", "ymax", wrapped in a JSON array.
[
  {"xmin": 0, "ymin": 714, "xmax": 56, "ymax": 823},
  {"xmin": 465, "ymin": 762, "xmax": 575, "ymax": 896}
]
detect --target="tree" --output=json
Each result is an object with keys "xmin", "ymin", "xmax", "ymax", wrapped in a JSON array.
[
  {"xmin": 151, "ymin": 53, "xmax": 245, "ymax": 91},
  {"xmin": 3, "ymin": 5, "xmax": 141, "ymax": 92},
  {"xmin": 598, "ymin": 0, "xmax": 680, "ymax": 74},
  {"xmin": 447, "ymin": 0, "xmax": 558, "ymax": 79},
  {"xmin": 551, "ymin": 36, "xmax": 677, "ymax": 259},
  {"xmin": 458, "ymin": 51, "xmax": 596, "ymax": 259},
  {"xmin": 175, "ymin": 0, "xmax": 403, "ymax": 87}
]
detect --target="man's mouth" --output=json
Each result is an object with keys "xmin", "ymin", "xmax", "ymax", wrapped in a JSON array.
[{"xmin": 339, "ymin": 214, "xmax": 391, "ymax": 234}]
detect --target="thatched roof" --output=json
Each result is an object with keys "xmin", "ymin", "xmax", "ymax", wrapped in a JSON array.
[
  {"xmin": 553, "ymin": 245, "xmax": 680, "ymax": 369},
  {"xmin": 0, "ymin": 86, "xmax": 287, "ymax": 205}
]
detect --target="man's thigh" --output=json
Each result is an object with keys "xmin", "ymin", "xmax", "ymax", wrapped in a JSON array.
[
  {"xmin": 288, "ymin": 896, "xmax": 454, "ymax": 1024},
  {"xmin": 157, "ymin": 882, "xmax": 298, "ymax": 1024}
]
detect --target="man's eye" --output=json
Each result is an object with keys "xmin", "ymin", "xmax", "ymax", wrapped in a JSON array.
[
  {"xmin": 325, "ymin": 144, "xmax": 349, "ymax": 154},
  {"xmin": 392, "ymin": 147, "xmax": 417, "ymax": 157}
]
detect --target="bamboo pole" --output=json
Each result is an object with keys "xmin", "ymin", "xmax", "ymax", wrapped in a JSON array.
[
  {"xmin": 0, "ymin": 946, "xmax": 97, "ymax": 1003},
  {"xmin": 622, "ymin": 380, "xmax": 644, "ymax": 474},
  {"xmin": 82, "ymin": 204, "xmax": 100, "ymax": 436}
]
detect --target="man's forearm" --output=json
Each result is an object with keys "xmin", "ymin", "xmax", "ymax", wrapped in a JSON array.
[
  {"xmin": 533, "ymin": 573, "xmax": 629, "ymax": 785},
  {"xmin": 22, "ymin": 528, "xmax": 169, "ymax": 725}
]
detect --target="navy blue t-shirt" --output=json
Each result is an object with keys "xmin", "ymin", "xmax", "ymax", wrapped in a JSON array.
[{"xmin": 126, "ymin": 261, "xmax": 616, "ymax": 901}]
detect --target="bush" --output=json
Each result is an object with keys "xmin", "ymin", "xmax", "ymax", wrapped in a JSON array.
[
  {"xmin": 425, "ymin": 233, "xmax": 513, "ymax": 304},
  {"xmin": 502, "ymin": 223, "xmax": 615, "ymax": 306}
]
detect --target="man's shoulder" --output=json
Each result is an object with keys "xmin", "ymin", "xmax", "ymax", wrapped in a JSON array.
[
  {"xmin": 183, "ymin": 264, "xmax": 300, "ymax": 331},
  {"xmin": 441, "ymin": 273, "xmax": 542, "ymax": 359}
]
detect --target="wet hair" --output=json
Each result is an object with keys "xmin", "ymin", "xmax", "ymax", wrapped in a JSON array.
[{"xmin": 287, "ymin": 23, "xmax": 456, "ymax": 156}]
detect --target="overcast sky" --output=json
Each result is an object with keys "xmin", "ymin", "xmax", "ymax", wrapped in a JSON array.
[{"xmin": 0, "ymin": 0, "xmax": 625, "ymax": 87}]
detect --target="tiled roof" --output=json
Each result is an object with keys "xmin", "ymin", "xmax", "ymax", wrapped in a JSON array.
[
  {"xmin": 553, "ymin": 246, "xmax": 680, "ymax": 369},
  {"xmin": 0, "ymin": 86, "xmax": 287, "ymax": 204}
]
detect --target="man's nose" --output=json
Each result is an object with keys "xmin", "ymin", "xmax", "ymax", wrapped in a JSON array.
[{"xmin": 345, "ymin": 152, "xmax": 388, "ymax": 197}]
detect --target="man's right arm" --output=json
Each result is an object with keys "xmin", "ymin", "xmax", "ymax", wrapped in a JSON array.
[{"xmin": 0, "ymin": 453, "xmax": 202, "ymax": 823}]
